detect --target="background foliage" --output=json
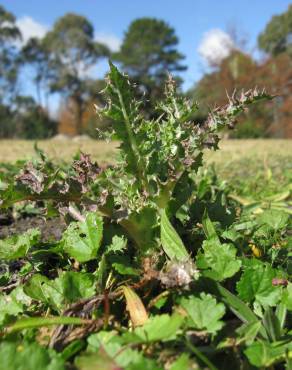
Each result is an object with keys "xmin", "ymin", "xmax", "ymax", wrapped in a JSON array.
[{"xmin": 0, "ymin": 5, "xmax": 291, "ymax": 138}]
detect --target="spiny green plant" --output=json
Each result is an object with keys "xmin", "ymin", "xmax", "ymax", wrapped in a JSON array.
[{"xmin": 0, "ymin": 62, "xmax": 270, "ymax": 259}]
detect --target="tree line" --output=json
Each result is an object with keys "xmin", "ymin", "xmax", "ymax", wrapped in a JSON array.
[{"xmin": 0, "ymin": 4, "xmax": 291, "ymax": 139}]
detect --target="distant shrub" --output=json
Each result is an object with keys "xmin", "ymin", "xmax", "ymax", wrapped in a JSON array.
[
  {"xmin": 0, "ymin": 104, "xmax": 15, "ymax": 138},
  {"xmin": 229, "ymin": 119, "xmax": 268, "ymax": 139}
]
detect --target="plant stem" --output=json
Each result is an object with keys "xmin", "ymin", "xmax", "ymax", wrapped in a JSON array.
[
  {"xmin": 68, "ymin": 204, "xmax": 86, "ymax": 222},
  {"xmin": 186, "ymin": 337, "xmax": 219, "ymax": 370}
]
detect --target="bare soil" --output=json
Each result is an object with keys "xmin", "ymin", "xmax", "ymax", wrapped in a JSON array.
[{"xmin": 0, "ymin": 216, "xmax": 66, "ymax": 241}]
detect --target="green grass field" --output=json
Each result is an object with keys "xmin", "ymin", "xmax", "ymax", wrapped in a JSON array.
[
  {"xmin": 1, "ymin": 138, "xmax": 291, "ymax": 203},
  {"xmin": 0, "ymin": 139, "xmax": 291, "ymax": 164}
]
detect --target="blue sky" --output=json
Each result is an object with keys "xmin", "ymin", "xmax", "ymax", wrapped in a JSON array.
[{"xmin": 1, "ymin": 0, "xmax": 291, "ymax": 96}]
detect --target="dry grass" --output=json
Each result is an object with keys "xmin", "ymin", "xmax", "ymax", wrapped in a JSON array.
[
  {"xmin": 0, "ymin": 139, "xmax": 118, "ymax": 164},
  {"xmin": 0, "ymin": 139, "xmax": 291, "ymax": 164},
  {"xmin": 206, "ymin": 139, "xmax": 292, "ymax": 164}
]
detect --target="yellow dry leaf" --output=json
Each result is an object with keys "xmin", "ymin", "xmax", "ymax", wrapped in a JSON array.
[
  {"xmin": 122, "ymin": 286, "xmax": 148, "ymax": 327},
  {"xmin": 250, "ymin": 244, "xmax": 262, "ymax": 258}
]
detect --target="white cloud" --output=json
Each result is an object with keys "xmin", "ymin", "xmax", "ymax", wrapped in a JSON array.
[
  {"xmin": 15, "ymin": 18, "xmax": 121, "ymax": 53},
  {"xmin": 198, "ymin": 29, "xmax": 235, "ymax": 67},
  {"xmin": 95, "ymin": 32, "xmax": 121, "ymax": 52},
  {"xmin": 16, "ymin": 16, "xmax": 48, "ymax": 45}
]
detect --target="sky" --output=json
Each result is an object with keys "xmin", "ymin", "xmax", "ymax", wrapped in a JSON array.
[{"xmin": 1, "ymin": 0, "xmax": 291, "ymax": 108}]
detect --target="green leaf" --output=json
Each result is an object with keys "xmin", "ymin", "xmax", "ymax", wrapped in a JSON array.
[
  {"xmin": 86, "ymin": 331, "xmax": 162, "ymax": 369},
  {"xmin": 185, "ymin": 339, "xmax": 219, "ymax": 370},
  {"xmin": 103, "ymin": 62, "xmax": 143, "ymax": 178},
  {"xmin": 236, "ymin": 262, "xmax": 282, "ymax": 306},
  {"xmin": 121, "ymin": 207, "xmax": 158, "ymax": 251},
  {"xmin": 95, "ymin": 254, "xmax": 107, "ymax": 289},
  {"xmin": 0, "ymin": 287, "xmax": 31, "ymax": 325},
  {"xmin": 60, "ymin": 340, "xmax": 85, "ymax": 362},
  {"xmin": 24, "ymin": 272, "xmax": 96, "ymax": 310},
  {"xmin": 160, "ymin": 209, "xmax": 188, "ymax": 261},
  {"xmin": 123, "ymin": 313, "xmax": 184, "ymax": 343},
  {"xmin": 75, "ymin": 351, "xmax": 120, "ymax": 370},
  {"xmin": 0, "ymin": 341, "xmax": 65, "ymax": 370},
  {"xmin": 110, "ymin": 255, "xmax": 139, "ymax": 276},
  {"xmin": 8, "ymin": 316, "xmax": 90, "ymax": 332},
  {"xmin": 257, "ymin": 209, "xmax": 289, "ymax": 231},
  {"xmin": 215, "ymin": 284, "xmax": 265, "ymax": 330},
  {"xmin": 87, "ymin": 330, "xmax": 119, "ymax": 352},
  {"xmin": 124, "ymin": 356, "xmax": 162, "ymax": 370},
  {"xmin": 236, "ymin": 321, "xmax": 262, "ymax": 345},
  {"xmin": 262, "ymin": 307, "xmax": 281, "ymax": 341},
  {"xmin": 202, "ymin": 211, "xmax": 219, "ymax": 242},
  {"xmin": 275, "ymin": 303, "xmax": 287, "ymax": 331},
  {"xmin": 0, "ymin": 228, "xmax": 40, "ymax": 260},
  {"xmin": 24, "ymin": 274, "xmax": 64, "ymax": 311},
  {"xmin": 76, "ymin": 348, "xmax": 161, "ymax": 370},
  {"xmin": 169, "ymin": 354, "xmax": 192, "ymax": 370},
  {"xmin": 62, "ymin": 212, "xmax": 103, "ymax": 263},
  {"xmin": 244, "ymin": 340, "xmax": 292, "ymax": 367},
  {"xmin": 106, "ymin": 235, "xmax": 127, "ymax": 254},
  {"xmin": 282, "ymin": 283, "xmax": 292, "ymax": 311},
  {"xmin": 59, "ymin": 272, "xmax": 96, "ymax": 303},
  {"xmin": 180, "ymin": 293, "xmax": 225, "ymax": 334},
  {"xmin": 196, "ymin": 239, "xmax": 241, "ymax": 281}
]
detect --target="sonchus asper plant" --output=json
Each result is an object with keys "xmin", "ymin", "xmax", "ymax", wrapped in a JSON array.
[
  {"xmin": 0, "ymin": 62, "xmax": 271, "ymax": 263},
  {"xmin": 92, "ymin": 62, "xmax": 270, "ymax": 258}
]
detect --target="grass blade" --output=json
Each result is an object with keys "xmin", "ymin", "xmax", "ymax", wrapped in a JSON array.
[{"xmin": 7, "ymin": 316, "xmax": 91, "ymax": 332}]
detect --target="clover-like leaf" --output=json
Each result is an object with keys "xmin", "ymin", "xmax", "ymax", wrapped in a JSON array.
[
  {"xmin": 236, "ymin": 262, "xmax": 282, "ymax": 306},
  {"xmin": 24, "ymin": 272, "xmax": 96, "ymax": 311},
  {"xmin": 24, "ymin": 274, "xmax": 64, "ymax": 311},
  {"xmin": 180, "ymin": 293, "xmax": 225, "ymax": 334},
  {"xmin": 196, "ymin": 239, "xmax": 241, "ymax": 281},
  {"xmin": 122, "ymin": 313, "xmax": 184, "ymax": 343},
  {"xmin": 80, "ymin": 332, "xmax": 161, "ymax": 370},
  {"xmin": 244, "ymin": 340, "xmax": 292, "ymax": 368}
]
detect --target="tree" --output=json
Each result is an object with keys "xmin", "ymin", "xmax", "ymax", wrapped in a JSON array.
[
  {"xmin": 58, "ymin": 78, "xmax": 111, "ymax": 137},
  {"xmin": 0, "ymin": 5, "xmax": 21, "ymax": 105},
  {"xmin": 0, "ymin": 103, "xmax": 14, "ymax": 137},
  {"xmin": 258, "ymin": 6, "xmax": 292, "ymax": 136},
  {"xmin": 43, "ymin": 13, "xmax": 110, "ymax": 134},
  {"xmin": 258, "ymin": 5, "xmax": 292, "ymax": 56},
  {"xmin": 190, "ymin": 51, "xmax": 258, "ymax": 108},
  {"xmin": 256, "ymin": 53, "xmax": 292, "ymax": 137},
  {"xmin": 115, "ymin": 18, "xmax": 186, "ymax": 112},
  {"xmin": 21, "ymin": 37, "xmax": 52, "ymax": 108},
  {"xmin": 12, "ymin": 96, "xmax": 58, "ymax": 139},
  {"xmin": 188, "ymin": 51, "xmax": 273, "ymax": 138}
]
